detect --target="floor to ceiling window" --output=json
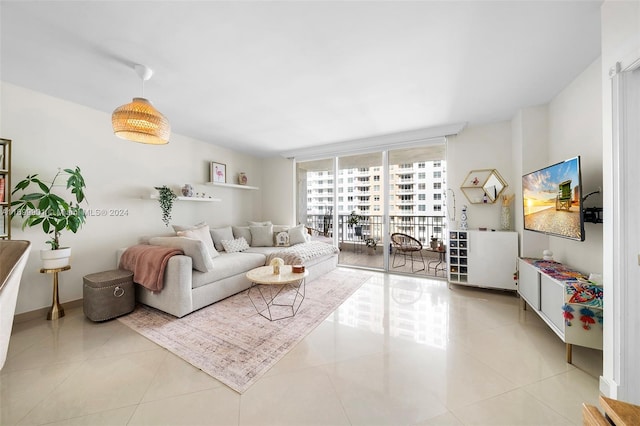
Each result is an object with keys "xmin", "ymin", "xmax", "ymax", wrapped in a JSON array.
[
  {"xmin": 387, "ymin": 145, "xmax": 447, "ymax": 277},
  {"xmin": 337, "ymin": 152, "xmax": 384, "ymax": 269},
  {"xmin": 296, "ymin": 141, "xmax": 447, "ymax": 277},
  {"xmin": 296, "ymin": 158, "xmax": 334, "ymax": 238}
]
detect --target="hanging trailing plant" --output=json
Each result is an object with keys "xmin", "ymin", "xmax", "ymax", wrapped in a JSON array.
[{"xmin": 154, "ymin": 185, "xmax": 177, "ymax": 227}]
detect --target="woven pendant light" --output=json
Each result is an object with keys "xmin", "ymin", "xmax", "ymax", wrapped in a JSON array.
[{"xmin": 112, "ymin": 65, "xmax": 171, "ymax": 145}]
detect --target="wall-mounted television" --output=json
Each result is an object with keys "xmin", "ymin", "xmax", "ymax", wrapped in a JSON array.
[{"xmin": 522, "ymin": 156, "xmax": 584, "ymax": 241}]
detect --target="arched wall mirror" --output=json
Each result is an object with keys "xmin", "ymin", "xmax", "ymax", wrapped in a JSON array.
[{"xmin": 460, "ymin": 169, "xmax": 508, "ymax": 204}]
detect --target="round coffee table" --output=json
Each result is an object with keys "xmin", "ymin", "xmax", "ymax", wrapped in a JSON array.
[{"xmin": 246, "ymin": 265, "xmax": 309, "ymax": 321}]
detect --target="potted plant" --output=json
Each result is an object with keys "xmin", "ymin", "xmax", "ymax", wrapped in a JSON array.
[
  {"xmin": 348, "ymin": 210, "xmax": 364, "ymax": 239},
  {"xmin": 347, "ymin": 210, "xmax": 363, "ymax": 227},
  {"xmin": 10, "ymin": 167, "xmax": 87, "ymax": 269},
  {"xmin": 155, "ymin": 185, "xmax": 177, "ymax": 227}
]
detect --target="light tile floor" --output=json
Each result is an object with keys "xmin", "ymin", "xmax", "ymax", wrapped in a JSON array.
[{"xmin": 1, "ymin": 269, "xmax": 602, "ymax": 425}]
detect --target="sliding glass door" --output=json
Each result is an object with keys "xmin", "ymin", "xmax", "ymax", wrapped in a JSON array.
[
  {"xmin": 387, "ymin": 145, "xmax": 447, "ymax": 277},
  {"xmin": 336, "ymin": 152, "xmax": 384, "ymax": 269},
  {"xmin": 296, "ymin": 141, "xmax": 446, "ymax": 277}
]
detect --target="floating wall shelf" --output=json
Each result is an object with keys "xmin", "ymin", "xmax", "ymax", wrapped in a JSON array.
[
  {"xmin": 147, "ymin": 195, "xmax": 221, "ymax": 202},
  {"xmin": 206, "ymin": 181, "xmax": 260, "ymax": 190}
]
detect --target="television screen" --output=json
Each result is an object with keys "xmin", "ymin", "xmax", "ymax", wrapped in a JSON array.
[{"xmin": 522, "ymin": 156, "xmax": 584, "ymax": 241}]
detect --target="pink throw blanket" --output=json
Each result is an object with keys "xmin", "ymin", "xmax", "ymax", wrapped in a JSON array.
[{"xmin": 119, "ymin": 245, "xmax": 183, "ymax": 292}]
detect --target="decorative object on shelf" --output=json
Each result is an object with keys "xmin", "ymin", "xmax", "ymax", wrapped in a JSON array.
[
  {"xmin": 543, "ymin": 249, "xmax": 554, "ymax": 261},
  {"xmin": 210, "ymin": 162, "xmax": 226, "ymax": 183},
  {"xmin": 238, "ymin": 172, "xmax": 248, "ymax": 185},
  {"xmin": 112, "ymin": 64, "xmax": 171, "ymax": 145},
  {"xmin": 154, "ymin": 185, "xmax": 177, "ymax": 227},
  {"xmin": 181, "ymin": 184, "xmax": 194, "ymax": 197},
  {"xmin": 11, "ymin": 166, "xmax": 88, "ymax": 268},
  {"xmin": 460, "ymin": 205, "xmax": 468, "ymax": 230},
  {"xmin": 460, "ymin": 169, "xmax": 508, "ymax": 204},
  {"xmin": 500, "ymin": 193, "xmax": 515, "ymax": 230},
  {"xmin": 270, "ymin": 257, "xmax": 284, "ymax": 275}
]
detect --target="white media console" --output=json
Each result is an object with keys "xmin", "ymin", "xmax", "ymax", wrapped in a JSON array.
[{"xmin": 518, "ymin": 258, "xmax": 603, "ymax": 363}]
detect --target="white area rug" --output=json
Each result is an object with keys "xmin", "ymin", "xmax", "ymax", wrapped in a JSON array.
[{"xmin": 118, "ymin": 269, "xmax": 371, "ymax": 393}]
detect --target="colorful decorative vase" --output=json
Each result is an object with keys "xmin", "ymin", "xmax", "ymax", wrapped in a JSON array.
[{"xmin": 238, "ymin": 172, "xmax": 248, "ymax": 185}]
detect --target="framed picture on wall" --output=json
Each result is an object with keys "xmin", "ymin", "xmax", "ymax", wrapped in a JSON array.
[{"xmin": 210, "ymin": 162, "xmax": 226, "ymax": 183}]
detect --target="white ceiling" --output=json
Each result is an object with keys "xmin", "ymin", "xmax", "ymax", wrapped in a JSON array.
[{"xmin": 0, "ymin": 1, "xmax": 601, "ymax": 157}]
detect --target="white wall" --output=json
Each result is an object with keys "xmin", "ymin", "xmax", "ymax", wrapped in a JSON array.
[
  {"xmin": 0, "ymin": 82, "xmax": 264, "ymax": 314},
  {"xmin": 507, "ymin": 59, "xmax": 603, "ymax": 274},
  {"xmin": 260, "ymin": 157, "xmax": 295, "ymax": 225},
  {"xmin": 446, "ymin": 121, "xmax": 514, "ymax": 231},
  {"xmin": 547, "ymin": 58, "xmax": 603, "ymax": 274},
  {"xmin": 513, "ymin": 105, "xmax": 549, "ymax": 258}
]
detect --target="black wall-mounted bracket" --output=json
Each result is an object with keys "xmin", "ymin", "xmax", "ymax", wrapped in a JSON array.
[
  {"xmin": 582, "ymin": 190, "xmax": 603, "ymax": 224},
  {"xmin": 584, "ymin": 207, "xmax": 603, "ymax": 224}
]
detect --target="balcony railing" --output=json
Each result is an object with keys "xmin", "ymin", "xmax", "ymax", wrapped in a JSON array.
[{"xmin": 303, "ymin": 214, "xmax": 447, "ymax": 246}]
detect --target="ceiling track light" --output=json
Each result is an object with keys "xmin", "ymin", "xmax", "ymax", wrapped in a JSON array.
[{"xmin": 112, "ymin": 64, "xmax": 171, "ymax": 145}]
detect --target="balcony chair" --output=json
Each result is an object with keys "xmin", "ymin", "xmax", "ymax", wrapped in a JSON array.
[{"xmin": 391, "ymin": 233, "xmax": 425, "ymax": 272}]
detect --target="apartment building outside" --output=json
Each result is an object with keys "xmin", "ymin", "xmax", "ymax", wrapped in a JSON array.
[{"xmin": 303, "ymin": 160, "xmax": 447, "ymax": 245}]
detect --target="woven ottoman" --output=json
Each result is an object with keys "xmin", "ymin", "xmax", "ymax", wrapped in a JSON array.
[{"xmin": 83, "ymin": 269, "xmax": 135, "ymax": 321}]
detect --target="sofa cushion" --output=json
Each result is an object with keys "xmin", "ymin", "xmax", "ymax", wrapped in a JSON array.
[
  {"xmin": 248, "ymin": 220, "xmax": 272, "ymax": 227},
  {"xmin": 172, "ymin": 221, "xmax": 206, "ymax": 233},
  {"xmin": 272, "ymin": 224, "xmax": 289, "ymax": 233},
  {"xmin": 176, "ymin": 224, "xmax": 218, "ymax": 258},
  {"xmin": 221, "ymin": 237, "xmax": 249, "ymax": 253},
  {"xmin": 191, "ymin": 252, "xmax": 266, "ymax": 289},
  {"xmin": 148, "ymin": 236, "xmax": 214, "ymax": 272},
  {"xmin": 250, "ymin": 225, "xmax": 273, "ymax": 247},
  {"xmin": 232, "ymin": 226, "xmax": 252, "ymax": 246},
  {"xmin": 274, "ymin": 231, "xmax": 290, "ymax": 247},
  {"xmin": 244, "ymin": 246, "xmax": 283, "ymax": 256},
  {"xmin": 288, "ymin": 224, "xmax": 307, "ymax": 245},
  {"xmin": 210, "ymin": 226, "xmax": 234, "ymax": 251}
]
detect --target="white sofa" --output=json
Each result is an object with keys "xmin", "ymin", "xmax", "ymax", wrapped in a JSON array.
[
  {"xmin": 1, "ymin": 240, "xmax": 31, "ymax": 369},
  {"xmin": 116, "ymin": 223, "xmax": 338, "ymax": 318}
]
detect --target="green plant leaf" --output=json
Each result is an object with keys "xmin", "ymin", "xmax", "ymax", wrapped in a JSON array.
[{"xmin": 20, "ymin": 193, "xmax": 44, "ymax": 201}]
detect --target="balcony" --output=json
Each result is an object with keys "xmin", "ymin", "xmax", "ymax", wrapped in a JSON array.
[{"xmin": 303, "ymin": 214, "xmax": 447, "ymax": 278}]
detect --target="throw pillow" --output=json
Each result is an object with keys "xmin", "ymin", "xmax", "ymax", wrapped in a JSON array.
[
  {"xmin": 250, "ymin": 224, "xmax": 274, "ymax": 247},
  {"xmin": 232, "ymin": 226, "xmax": 252, "ymax": 246},
  {"xmin": 274, "ymin": 231, "xmax": 290, "ymax": 247},
  {"xmin": 272, "ymin": 225, "xmax": 289, "ymax": 233},
  {"xmin": 171, "ymin": 221, "xmax": 207, "ymax": 233},
  {"xmin": 210, "ymin": 226, "xmax": 234, "ymax": 251},
  {"xmin": 248, "ymin": 220, "xmax": 272, "ymax": 227},
  {"xmin": 148, "ymin": 236, "xmax": 214, "ymax": 272},
  {"xmin": 221, "ymin": 237, "xmax": 249, "ymax": 253},
  {"xmin": 176, "ymin": 224, "xmax": 218, "ymax": 259},
  {"xmin": 288, "ymin": 224, "xmax": 307, "ymax": 245}
]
